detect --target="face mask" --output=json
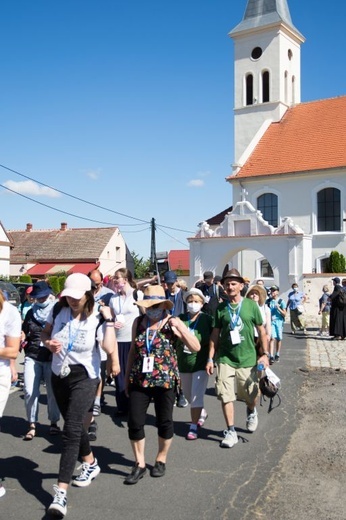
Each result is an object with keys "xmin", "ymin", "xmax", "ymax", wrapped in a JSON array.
[
  {"xmin": 115, "ymin": 282, "xmax": 126, "ymax": 292},
  {"xmin": 187, "ymin": 302, "xmax": 202, "ymax": 314},
  {"xmin": 146, "ymin": 308, "xmax": 164, "ymax": 320},
  {"xmin": 293, "ymin": 287, "xmax": 298, "ymax": 292},
  {"xmin": 36, "ymin": 300, "xmax": 50, "ymax": 308}
]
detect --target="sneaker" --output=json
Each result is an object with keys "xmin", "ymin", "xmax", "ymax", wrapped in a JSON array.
[
  {"xmin": 246, "ymin": 410, "xmax": 258, "ymax": 432},
  {"xmin": 72, "ymin": 459, "xmax": 100, "ymax": 487},
  {"xmin": 269, "ymin": 356, "xmax": 274, "ymax": 365},
  {"xmin": 176, "ymin": 392, "xmax": 189, "ymax": 408},
  {"xmin": 220, "ymin": 429, "xmax": 238, "ymax": 448},
  {"xmin": 197, "ymin": 409, "xmax": 208, "ymax": 427},
  {"xmin": 47, "ymin": 485, "xmax": 67, "ymax": 518},
  {"xmin": 0, "ymin": 481, "xmax": 6, "ymax": 498},
  {"xmin": 275, "ymin": 354, "xmax": 280, "ymax": 362},
  {"xmin": 186, "ymin": 428, "xmax": 198, "ymax": 440},
  {"xmin": 93, "ymin": 403, "xmax": 101, "ymax": 417},
  {"xmin": 88, "ymin": 421, "xmax": 98, "ymax": 441}
]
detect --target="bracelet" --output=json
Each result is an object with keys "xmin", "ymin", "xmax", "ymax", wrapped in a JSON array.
[
  {"xmin": 104, "ymin": 318, "xmax": 114, "ymax": 323},
  {"xmin": 207, "ymin": 358, "xmax": 214, "ymax": 363}
]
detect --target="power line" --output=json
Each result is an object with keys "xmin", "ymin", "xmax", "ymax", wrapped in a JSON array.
[{"xmin": 0, "ymin": 162, "xmax": 196, "ymax": 234}]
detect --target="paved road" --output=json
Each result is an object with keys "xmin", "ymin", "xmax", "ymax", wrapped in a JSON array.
[{"xmin": 0, "ymin": 326, "xmax": 341, "ymax": 520}]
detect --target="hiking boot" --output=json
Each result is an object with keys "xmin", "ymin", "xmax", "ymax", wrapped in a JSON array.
[
  {"xmin": 47, "ymin": 485, "xmax": 67, "ymax": 518},
  {"xmin": 246, "ymin": 410, "xmax": 258, "ymax": 432},
  {"xmin": 220, "ymin": 429, "xmax": 238, "ymax": 448},
  {"xmin": 72, "ymin": 459, "xmax": 100, "ymax": 487}
]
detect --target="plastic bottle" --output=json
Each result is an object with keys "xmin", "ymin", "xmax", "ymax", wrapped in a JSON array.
[{"xmin": 257, "ymin": 363, "xmax": 265, "ymax": 378}]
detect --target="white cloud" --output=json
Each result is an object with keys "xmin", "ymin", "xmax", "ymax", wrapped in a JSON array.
[
  {"xmin": 187, "ymin": 179, "xmax": 205, "ymax": 188},
  {"xmin": 3, "ymin": 180, "xmax": 61, "ymax": 198},
  {"xmin": 87, "ymin": 170, "xmax": 100, "ymax": 180}
]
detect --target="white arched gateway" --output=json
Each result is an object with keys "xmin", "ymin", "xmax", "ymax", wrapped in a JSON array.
[{"xmin": 189, "ymin": 198, "xmax": 312, "ymax": 300}]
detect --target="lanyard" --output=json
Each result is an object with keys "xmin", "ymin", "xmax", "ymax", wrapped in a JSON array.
[
  {"xmin": 145, "ymin": 318, "xmax": 162, "ymax": 356},
  {"xmin": 227, "ymin": 300, "xmax": 242, "ymax": 330},
  {"xmin": 187, "ymin": 313, "xmax": 200, "ymax": 332},
  {"xmin": 68, "ymin": 312, "xmax": 83, "ymax": 352}
]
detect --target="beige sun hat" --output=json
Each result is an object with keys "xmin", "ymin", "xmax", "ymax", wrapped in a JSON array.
[
  {"xmin": 246, "ymin": 284, "xmax": 267, "ymax": 306},
  {"xmin": 183, "ymin": 287, "xmax": 206, "ymax": 304},
  {"xmin": 134, "ymin": 284, "xmax": 173, "ymax": 310}
]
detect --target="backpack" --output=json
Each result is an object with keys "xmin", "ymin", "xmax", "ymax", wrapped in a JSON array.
[{"xmin": 336, "ymin": 289, "xmax": 346, "ymax": 307}]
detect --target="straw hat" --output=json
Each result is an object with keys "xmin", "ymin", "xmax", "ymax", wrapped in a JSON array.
[
  {"xmin": 246, "ymin": 284, "xmax": 267, "ymax": 306},
  {"xmin": 183, "ymin": 287, "xmax": 206, "ymax": 304},
  {"xmin": 134, "ymin": 285, "xmax": 173, "ymax": 310}
]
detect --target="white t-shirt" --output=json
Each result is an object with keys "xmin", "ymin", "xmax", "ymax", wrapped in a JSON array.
[
  {"xmin": 48, "ymin": 307, "xmax": 103, "ymax": 379},
  {"xmin": 0, "ymin": 301, "xmax": 22, "ymax": 369},
  {"xmin": 109, "ymin": 289, "xmax": 142, "ymax": 342}
]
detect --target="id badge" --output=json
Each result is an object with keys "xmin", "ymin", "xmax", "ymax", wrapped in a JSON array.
[
  {"xmin": 142, "ymin": 356, "xmax": 154, "ymax": 373},
  {"xmin": 116, "ymin": 313, "xmax": 125, "ymax": 324},
  {"xmin": 230, "ymin": 329, "xmax": 241, "ymax": 344}
]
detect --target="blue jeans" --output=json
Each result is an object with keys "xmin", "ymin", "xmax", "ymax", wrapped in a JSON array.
[{"xmin": 24, "ymin": 356, "xmax": 60, "ymax": 424}]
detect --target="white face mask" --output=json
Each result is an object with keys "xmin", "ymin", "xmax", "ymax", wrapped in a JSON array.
[
  {"xmin": 187, "ymin": 302, "xmax": 202, "ymax": 314},
  {"xmin": 36, "ymin": 299, "xmax": 50, "ymax": 308},
  {"xmin": 146, "ymin": 308, "xmax": 164, "ymax": 321}
]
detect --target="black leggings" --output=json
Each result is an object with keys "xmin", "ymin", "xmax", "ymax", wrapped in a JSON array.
[
  {"xmin": 51, "ymin": 365, "xmax": 99, "ymax": 484},
  {"xmin": 128, "ymin": 385, "xmax": 175, "ymax": 441}
]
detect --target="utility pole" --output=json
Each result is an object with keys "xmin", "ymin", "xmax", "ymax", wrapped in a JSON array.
[{"xmin": 150, "ymin": 217, "xmax": 157, "ymax": 275}]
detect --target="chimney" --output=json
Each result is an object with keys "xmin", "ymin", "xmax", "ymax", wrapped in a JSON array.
[
  {"xmin": 60, "ymin": 222, "xmax": 68, "ymax": 231},
  {"xmin": 26, "ymin": 223, "xmax": 33, "ymax": 232}
]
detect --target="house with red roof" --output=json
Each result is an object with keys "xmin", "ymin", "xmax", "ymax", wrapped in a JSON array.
[
  {"xmin": 8, "ymin": 222, "xmax": 134, "ymax": 279},
  {"xmin": 189, "ymin": 0, "xmax": 346, "ymax": 295}
]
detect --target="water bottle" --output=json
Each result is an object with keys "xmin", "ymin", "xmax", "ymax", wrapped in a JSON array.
[{"xmin": 257, "ymin": 363, "xmax": 265, "ymax": 378}]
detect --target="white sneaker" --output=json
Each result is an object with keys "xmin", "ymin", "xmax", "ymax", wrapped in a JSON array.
[
  {"xmin": 47, "ymin": 485, "xmax": 67, "ymax": 517},
  {"xmin": 246, "ymin": 410, "xmax": 258, "ymax": 432},
  {"xmin": 0, "ymin": 483, "xmax": 6, "ymax": 498},
  {"xmin": 220, "ymin": 429, "xmax": 238, "ymax": 448},
  {"xmin": 72, "ymin": 459, "xmax": 100, "ymax": 487}
]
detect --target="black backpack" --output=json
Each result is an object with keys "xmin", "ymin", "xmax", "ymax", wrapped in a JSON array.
[{"xmin": 337, "ymin": 289, "xmax": 346, "ymax": 307}]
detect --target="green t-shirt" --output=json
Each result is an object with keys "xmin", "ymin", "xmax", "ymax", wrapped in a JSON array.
[
  {"xmin": 176, "ymin": 311, "xmax": 213, "ymax": 373},
  {"xmin": 214, "ymin": 298, "xmax": 263, "ymax": 368}
]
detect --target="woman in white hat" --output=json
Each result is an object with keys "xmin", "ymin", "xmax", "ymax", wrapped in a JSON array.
[
  {"xmin": 41, "ymin": 273, "xmax": 119, "ymax": 518},
  {"xmin": 246, "ymin": 284, "xmax": 271, "ymax": 351},
  {"xmin": 124, "ymin": 284, "xmax": 200, "ymax": 485},
  {"xmin": 177, "ymin": 288, "xmax": 213, "ymax": 440}
]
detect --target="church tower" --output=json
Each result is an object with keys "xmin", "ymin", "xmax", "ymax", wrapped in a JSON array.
[{"xmin": 229, "ymin": 0, "xmax": 305, "ymax": 168}]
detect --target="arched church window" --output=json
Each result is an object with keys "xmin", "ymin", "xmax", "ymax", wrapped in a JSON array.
[
  {"xmin": 262, "ymin": 71, "xmax": 270, "ymax": 103},
  {"xmin": 246, "ymin": 74, "xmax": 253, "ymax": 106},
  {"xmin": 317, "ymin": 188, "xmax": 341, "ymax": 232},
  {"xmin": 257, "ymin": 193, "xmax": 278, "ymax": 227}
]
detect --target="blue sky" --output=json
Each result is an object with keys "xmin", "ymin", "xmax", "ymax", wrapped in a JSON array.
[{"xmin": 0, "ymin": 0, "xmax": 345, "ymax": 259}]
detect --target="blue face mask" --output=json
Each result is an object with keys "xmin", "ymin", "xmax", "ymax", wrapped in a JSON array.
[{"xmin": 146, "ymin": 308, "xmax": 164, "ymax": 321}]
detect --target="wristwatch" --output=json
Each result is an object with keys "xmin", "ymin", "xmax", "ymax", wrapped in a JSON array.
[{"xmin": 104, "ymin": 318, "xmax": 114, "ymax": 323}]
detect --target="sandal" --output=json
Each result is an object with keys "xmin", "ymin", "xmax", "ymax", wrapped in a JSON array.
[
  {"xmin": 49, "ymin": 424, "xmax": 61, "ymax": 435},
  {"xmin": 24, "ymin": 425, "xmax": 36, "ymax": 441}
]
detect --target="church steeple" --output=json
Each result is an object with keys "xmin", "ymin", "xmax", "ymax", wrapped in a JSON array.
[
  {"xmin": 231, "ymin": 0, "xmax": 303, "ymax": 38},
  {"xmin": 229, "ymin": 0, "xmax": 305, "ymax": 167}
]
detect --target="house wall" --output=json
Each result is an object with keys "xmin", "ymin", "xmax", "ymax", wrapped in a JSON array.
[
  {"xmin": 0, "ymin": 226, "xmax": 11, "ymax": 277},
  {"xmin": 231, "ymin": 169, "xmax": 346, "ymax": 272},
  {"xmin": 98, "ymin": 232, "xmax": 134, "ymax": 277}
]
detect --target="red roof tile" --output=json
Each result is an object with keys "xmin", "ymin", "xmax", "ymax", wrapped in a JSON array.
[
  {"xmin": 229, "ymin": 96, "xmax": 346, "ymax": 179},
  {"xmin": 168, "ymin": 250, "xmax": 189, "ymax": 271}
]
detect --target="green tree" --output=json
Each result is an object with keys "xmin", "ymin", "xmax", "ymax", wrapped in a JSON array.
[
  {"xmin": 19, "ymin": 274, "xmax": 32, "ymax": 283},
  {"xmin": 132, "ymin": 252, "xmax": 151, "ymax": 279},
  {"xmin": 327, "ymin": 251, "xmax": 346, "ymax": 273}
]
